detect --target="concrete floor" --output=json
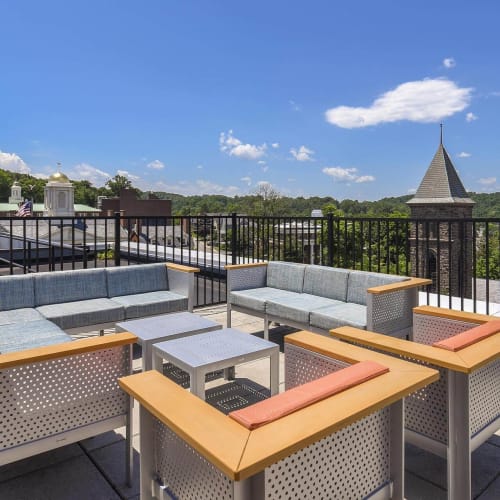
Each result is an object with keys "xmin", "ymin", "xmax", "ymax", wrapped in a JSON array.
[{"xmin": 0, "ymin": 304, "xmax": 498, "ymax": 500}]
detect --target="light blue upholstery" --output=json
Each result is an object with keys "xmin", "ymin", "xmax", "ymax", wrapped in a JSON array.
[
  {"xmin": 266, "ymin": 262, "xmax": 305, "ymax": 293},
  {"xmin": 230, "ymin": 288, "xmax": 299, "ymax": 313},
  {"xmin": 106, "ymin": 263, "xmax": 168, "ymax": 297},
  {"xmin": 310, "ymin": 302, "xmax": 368, "ymax": 331},
  {"xmin": 266, "ymin": 293, "xmax": 343, "ymax": 325},
  {"xmin": 37, "ymin": 298, "xmax": 125, "ymax": 330},
  {"xmin": 110, "ymin": 291, "xmax": 187, "ymax": 319},
  {"xmin": 303, "ymin": 266, "xmax": 349, "ymax": 302},
  {"xmin": 0, "ymin": 319, "xmax": 71, "ymax": 354},
  {"xmin": 0, "ymin": 275, "xmax": 35, "ymax": 310},
  {"xmin": 0, "ymin": 308, "xmax": 45, "ymax": 326},
  {"xmin": 34, "ymin": 269, "xmax": 107, "ymax": 306},
  {"xmin": 347, "ymin": 271, "xmax": 407, "ymax": 305}
]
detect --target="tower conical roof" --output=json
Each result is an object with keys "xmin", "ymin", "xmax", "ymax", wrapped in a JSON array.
[{"xmin": 407, "ymin": 143, "xmax": 474, "ymax": 205}]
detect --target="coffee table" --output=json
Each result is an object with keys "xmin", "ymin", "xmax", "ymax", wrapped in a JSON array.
[
  {"xmin": 152, "ymin": 328, "xmax": 279, "ymax": 400},
  {"xmin": 115, "ymin": 312, "xmax": 222, "ymax": 370}
]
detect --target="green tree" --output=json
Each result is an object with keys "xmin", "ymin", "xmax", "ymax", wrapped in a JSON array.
[{"xmin": 105, "ymin": 175, "xmax": 134, "ymax": 197}]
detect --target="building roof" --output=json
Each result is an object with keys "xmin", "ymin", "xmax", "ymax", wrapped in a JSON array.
[
  {"xmin": 0, "ymin": 203, "xmax": 100, "ymax": 214},
  {"xmin": 407, "ymin": 143, "xmax": 475, "ymax": 205}
]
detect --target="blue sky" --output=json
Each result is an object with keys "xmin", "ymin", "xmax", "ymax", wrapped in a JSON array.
[{"xmin": 1, "ymin": 0, "xmax": 499, "ymax": 201}]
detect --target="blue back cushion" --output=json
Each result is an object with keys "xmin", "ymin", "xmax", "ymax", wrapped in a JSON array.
[
  {"xmin": 0, "ymin": 275, "xmax": 35, "ymax": 310},
  {"xmin": 106, "ymin": 263, "xmax": 168, "ymax": 297},
  {"xmin": 34, "ymin": 269, "xmax": 107, "ymax": 306},
  {"xmin": 303, "ymin": 266, "xmax": 349, "ymax": 302},
  {"xmin": 347, "ymin": 271, "xmax": 407, "ymax": 305},
  {"xmin": 266, "ymin": 261, "xmax": 305, "ymax": 293}
]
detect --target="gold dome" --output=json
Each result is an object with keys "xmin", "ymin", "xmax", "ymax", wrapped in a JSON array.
[{"xmin": 48, "ymin": 171, "xmax": 70, "ymax": 183}]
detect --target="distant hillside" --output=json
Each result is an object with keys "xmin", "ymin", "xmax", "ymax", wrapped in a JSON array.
[{"xmin": 1, "ymin": 167, "xmax": 498, "ymax": 217}]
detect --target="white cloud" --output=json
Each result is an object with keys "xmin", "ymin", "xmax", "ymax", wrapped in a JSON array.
[
  {"xmin": 219, "ymin": 130, "xmax": 267, "ymax": 160},
  {"xmin": 69, "ymin": 163, "xmax": 110, "ymax": 186},
  {"xmin": 117, "ymin": 169, "xmax": 140, "ymax": 181},
  {"xmin": 457, "ymin": 151, "xmax": 471, "ymax": 158},
  {"xmin": 443, "ymin": 57, "xmax": 456, "ymax": 69},
  {"xmin": 407, "ymin": 188, "xmax": 417, "ymax": 194},
  {"xmin": 290, "ymin": 145, "xmax": 315, "ymax": 162},
  {"xmin": 261, "ymin": 164, "xmax": 269, "ymax": 172},
  {"xmin": 322, "ymin": 166, "xmax": 375, "ymax": 183},
  {"xmin": 196, "ymin": 164, "xmax": 203, "ymax": 169},
  {"xmin": 466, "ymin": 112, "xmax": 478, "ymax": 122},
  {"xmin": 325, "ymin": 78, "xmax": 472, "ymax": 128},
  {"xmin": 147, "ymin": 159, "xmax": 165, "ymax": 170},
  {"xmin": 271, "ymin": 143, "xmax": 280, "ymax": 149},
  {"xmin": 240, "ymin": 176, "xmax": 252, "ymax": 186},
  {"xmin": 289, "ymin": 100, "xmax": 301, "ymax": 112},
  {"xmin": 478, "ymin": 177, "xmax": 496, "ymax": 186},
  {"xmin": 0, "ymin": 150, "xmax": 31, "ymax": 174},
  {"xmin": 153, "ymin": 179, "xmax": 240, "ymax": 196}
]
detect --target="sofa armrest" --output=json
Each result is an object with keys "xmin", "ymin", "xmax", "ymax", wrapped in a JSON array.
[
  {"xmin": 367, "ymin": 277, "xmax": 431, "ymax": 295},
  {"xmin": 0, "ymin": 332, "xmax": 136, "ymax": 369},
  {"xmin": 330, "ymin": 325, "xmax": 500, "ymax": 373},
  {"xmin": 365, "ymin": 278, "xmax": 431, "ymax": 337},
  {"xmin": 413, "ymin": 305, "xmax": 494, "ymax": 324},
  {"xmin": 166, "ymin": 263, "xmax": 200, "ymax": 312},
  {"xmin": 225, "ymin": 262, "xmax": 268, "ymax": 293}
]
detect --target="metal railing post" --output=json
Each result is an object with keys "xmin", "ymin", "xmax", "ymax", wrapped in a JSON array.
[
  {"xmin": 231, "ymin": 212, "xmax": 237, "ymax": 265},
  {"xmin": 327, "ymin": 213, "xmax": 333, "ymax": 267},
  {"xmin": 114, "ymin": 212, "xmax": 121, "ymax": 267}
]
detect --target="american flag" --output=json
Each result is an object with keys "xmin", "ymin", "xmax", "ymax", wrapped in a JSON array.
[{"xmin": 16, "ymin": 200, "xmax": 33, "ymax": 217}]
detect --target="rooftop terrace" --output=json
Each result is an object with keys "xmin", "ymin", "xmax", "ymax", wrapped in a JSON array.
[{"xmin": 0, "ymin": 305, "xmax": 498, "ymax": 500}]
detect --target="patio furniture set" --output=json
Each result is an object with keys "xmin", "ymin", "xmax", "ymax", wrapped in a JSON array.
[{"xmin": 1, "ymin": 260, "xmax": 499, "ymax": 499}]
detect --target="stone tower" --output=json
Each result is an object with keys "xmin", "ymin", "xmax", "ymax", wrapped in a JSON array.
[
  {"xmin": 44, "ymin": 169, "xmax": 75, "ymax": 217},
  {"xmin": 407, "ymin": 138, "xmax": 475, "ymax": 298},
  {"xmin": 8, "ymin": 181, "xmax": 23, "ymax": 204}
]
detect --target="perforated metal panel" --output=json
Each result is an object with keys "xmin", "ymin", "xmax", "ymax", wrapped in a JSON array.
[
  {"xmin": 154, "ymin": 417, "xmax": 234, "ymax": 500},
  {"xmin": 413, "ymin": 314, "xmax": 475, "ymax": 345},
  {"xmin": 284, "ymin": 343, "xmax": 349, "ymax": 389},
  {"xmin": 370, "ymin": 289, "xmax": 414, "ymax": 335},
  {"xmin": 264, "ymin": 408, "xmax": 391, "ymax": 499},
  {"xmin": 228, "ymin": 266, "xmax": 267, "ymax": 292},
  {"xmin": 0, "ymin": 346, "xmax": 129, "ymax": 451},
  {"xmin": 470, "ymin": 358, "xmax": 500, "ymax": 437},
  {"xmin": 404, "ymin": 360, "xmax": 449, "ymax": 444}
]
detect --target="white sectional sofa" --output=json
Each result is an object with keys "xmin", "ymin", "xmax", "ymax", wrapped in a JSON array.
[{"xmin": 226, "ymin": 261, "xmax": 430, "ymax": 339}]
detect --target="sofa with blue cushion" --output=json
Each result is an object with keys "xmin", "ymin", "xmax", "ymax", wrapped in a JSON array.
[
  {"xmin": 226, "ymin": 261, "xmax": 430, "ymax": 339},
  {"xmin": 0, "ymin": 262, "xmax": 199, "ymax": 351}
]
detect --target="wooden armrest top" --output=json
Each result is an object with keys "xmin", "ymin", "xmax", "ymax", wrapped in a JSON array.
[
  {"xmin": 414, "ymin": 305, "xmax": 495, "ymax": 324},
  {"xmin": 121, "ymin": 334, "xmax": 437, "ymax": 480},
  {"xmin": 367, "ymin": 277, "xmax": 432, "ymax": 294},
  {"xmin": 330, "ymin": 326, "xmax": 500, "ymax": 373},
  {"xmin": 166, "ymin": 263, "xmax": 200, "ymax": 273},
  {"xmin": 119, "ymin": 370, "xmax": 249, "ymax": 480},
  {"xmin": 224, "ymin": 262, "xmax": 268, "ymax": 270},
  {"xmin": 0, "ymin": 332, "xmax": 137, "ymax": 369}
]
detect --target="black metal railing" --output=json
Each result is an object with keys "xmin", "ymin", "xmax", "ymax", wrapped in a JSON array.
[{"xmin": 1, "ymin": 213, "xmax": 499, "ymax": 312}]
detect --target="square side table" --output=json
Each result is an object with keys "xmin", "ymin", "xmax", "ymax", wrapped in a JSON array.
[
  {"xmin": 152, "ymin": 328, "xmax": 279, "ymax": 400},
  {"xmin": 116, "ymin": 311, "xmax": 222, "ymax": 370}
]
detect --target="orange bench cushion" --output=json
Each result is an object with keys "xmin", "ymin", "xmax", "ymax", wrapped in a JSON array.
[
  {"xmin": 433, "ymin": 320, "xmax": 500, "ymax": 352},
  {"xmin": 229, "ymin": 360, "xmax": 389, "ymax": 430}
]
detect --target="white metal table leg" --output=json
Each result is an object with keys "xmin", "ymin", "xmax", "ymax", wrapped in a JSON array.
[
  {"xmin": 139, "ymin": 406, "xmax": 156, "ymax": 500},
  {"xmin": 270, "ymin": 349, "xmax": 279, "ymax": 395}
]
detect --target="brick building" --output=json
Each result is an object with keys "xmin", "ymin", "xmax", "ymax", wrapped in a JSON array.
[{"xmin": 407, "ymin": 138, "xmax": 474, "ymax": 298}]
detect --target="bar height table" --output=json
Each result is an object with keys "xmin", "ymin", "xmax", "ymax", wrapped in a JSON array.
[
  {"xmin": 152, "ymin": 328, "xmax": 280, "ymax": 400},
  {"xmin": 116, "ymin": 311, "xmax": 222, "ymax": 371}
]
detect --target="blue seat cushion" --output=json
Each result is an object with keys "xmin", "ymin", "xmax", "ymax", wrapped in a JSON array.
[
  {"xmin": 0, "ymin": 275, "xmax": 35, "ymax": 310},
  {"xmin": 266, "ymin": 294, "xmax": 343, "ymax": 325},
  {"xmin": 106, "ymin": 263, "xmax": 169, "ymax": 297},
  {"xmin": 229, "ymin": 288, "xmax": 299, "ymax": 313},
  {"xmin": 0, "ymin": 308, "xmax": 45, "ymax": 326},
  {"xmin": 309, "ymin": 302, "xmax": 368, "ymax": 331},
  {"xmin": 0, "ymin": 319, "xmax": 71, "ymax": 354},
  {"xmin": 37, "ymin": 298, "xmax": 125, "ymax": 330},
  {"xmin": 34, "ymin": 269, "xmax": 107, "ymax": 306},
  {"xmin": 110, "ymin": 291, "xmax": 187, "ymax": 320}
]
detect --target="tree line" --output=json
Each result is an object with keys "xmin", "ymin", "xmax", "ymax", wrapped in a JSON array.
[{"xmin": 1, "ymin": 168, "xmax": 499, "ymax": 218}]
